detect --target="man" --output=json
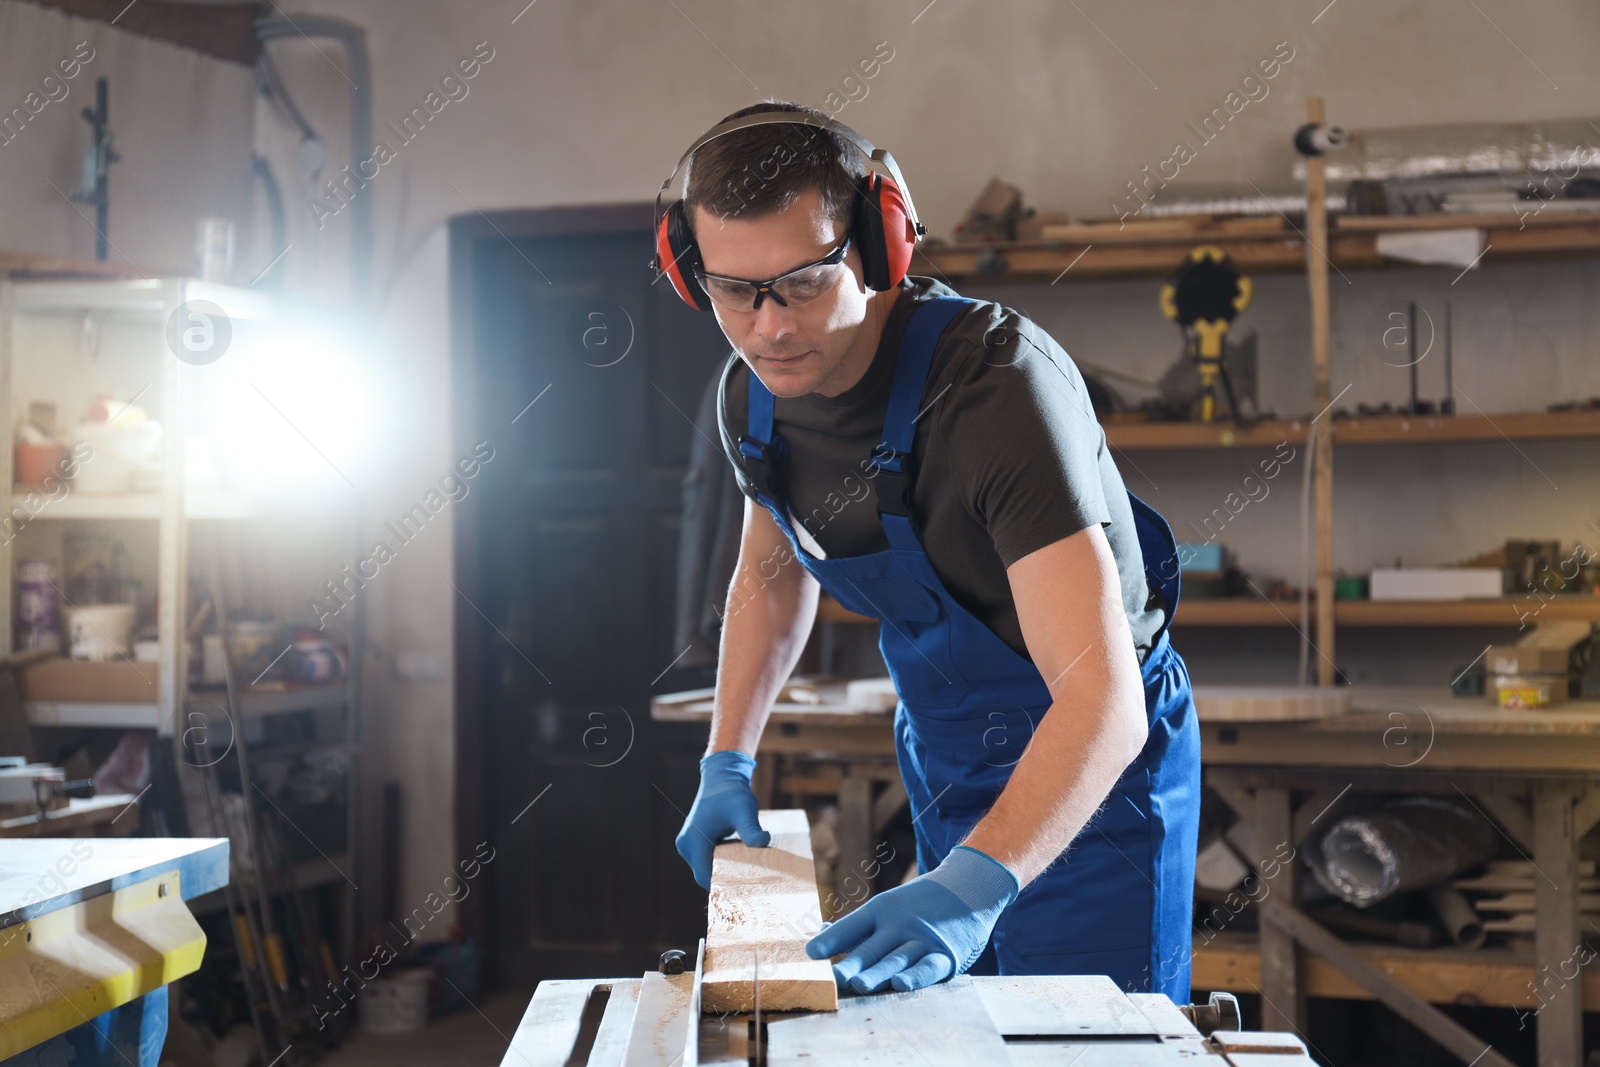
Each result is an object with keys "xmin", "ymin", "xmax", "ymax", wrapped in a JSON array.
[{"xmin": 667, "ymin": 100, "xmax": 1200, "ymax": 999}]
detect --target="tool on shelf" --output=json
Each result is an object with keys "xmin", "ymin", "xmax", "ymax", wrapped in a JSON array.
[
  {"xmin": 1160, "ymin": 245, "xmax": 1254, "ymax": 424},
  {"xmin": 69, "ymin": 78, "xmax": 119, "ymax": 262},
  {"xmin": 0, "ymin": 757, "xmax": 94, "ymax": 819}
]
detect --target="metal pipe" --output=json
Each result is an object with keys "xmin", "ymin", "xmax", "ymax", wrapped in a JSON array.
[{"xmin": 252, "ymin": 15, "xmax": 372, "ymax": 302}]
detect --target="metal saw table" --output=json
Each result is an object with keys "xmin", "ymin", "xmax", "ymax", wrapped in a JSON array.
[
  {"xmin": 0, "ymin": 837, "xmax": 229, "ymax": 1066},
  {"xmin": 503, "ymin": 944, "xmax": 1314, "ymax": 1066}
]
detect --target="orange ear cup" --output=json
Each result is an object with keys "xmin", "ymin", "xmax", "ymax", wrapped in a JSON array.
[
  {"xmin": 856, "ymin": 172, "xmax": 915, "ymax": 291},
  {"xmin": 654, "ymin": 200, "xmax": 710, "ymax": 311}
]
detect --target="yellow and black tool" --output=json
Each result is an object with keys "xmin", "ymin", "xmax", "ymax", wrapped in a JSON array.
[{"xmin": 1160, "ymin": 245, "xmax": 1253, "ymax": 423}]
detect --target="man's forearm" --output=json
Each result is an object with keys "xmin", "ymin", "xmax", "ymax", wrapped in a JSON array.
[
  {"xmin": 706, "ymin": 541, "xmax": 820, "ymax": 756},
  {"xmin": 962, "ymin": 659, "xmax": 1147, "ymax": 886}
]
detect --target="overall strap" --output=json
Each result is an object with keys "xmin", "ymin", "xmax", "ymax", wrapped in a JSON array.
[
  {"xmin": 740, "ymin": 368, "xmax": 785, "ymax": 507},
  {"xmin": 874, "ymin": 296, "xmax": 975, "ymax": 551}
]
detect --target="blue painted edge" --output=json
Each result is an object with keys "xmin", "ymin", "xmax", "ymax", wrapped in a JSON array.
[{"xmin": 2, "ymin": 838, "xmax": 230, "ymax": 928}]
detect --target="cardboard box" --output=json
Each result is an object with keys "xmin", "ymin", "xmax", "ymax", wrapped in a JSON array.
[
  {"xmin": 1487, "ymin": 621, "xmax": 1593, "ymax": 676},
  {"xmin": 18, "ymin": 658, "xmax": 157, "ymax": 704},
  {"xmin": 1368, "ymin": 567, "xmax": 1503, "ymax": 600}
]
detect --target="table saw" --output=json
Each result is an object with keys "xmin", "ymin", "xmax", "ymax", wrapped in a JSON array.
[
  {"xmin": 503, "ymin": 941, "xmax": 1316, "ymax": 1066},
  {"xmin": 0, "ymin": 837, "xmax": 229, "ymax": 1066}
]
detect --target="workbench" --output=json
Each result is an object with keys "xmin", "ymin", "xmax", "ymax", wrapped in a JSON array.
[
  {"xmin": 655, "ymin": 683, "xmax": 1600, "ymax": 1066},
  {"xmin": 0, "ymin": 837, "xmax": 229, "ymax": 1065},
  {"xmin": 505, "ymin": 956, "xmax": 1311, "ymax": 1066},
  {"xmin": 0, "ymin": 793, "xmax": 140, "ymax": 838},
  {"xmin": 1201, "ymin": 686, "xmax": 1600, "ymax": 1067}
]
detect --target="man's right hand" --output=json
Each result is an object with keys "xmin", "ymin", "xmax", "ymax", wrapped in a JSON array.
[{"xmin": 675, "ymin": 749, "xmax": 772, "ymax": 889}]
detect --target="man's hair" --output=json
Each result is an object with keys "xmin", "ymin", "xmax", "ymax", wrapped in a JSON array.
[{"xmin": 683, "ymin": 100, "xmax": 867, "ymax": 230}]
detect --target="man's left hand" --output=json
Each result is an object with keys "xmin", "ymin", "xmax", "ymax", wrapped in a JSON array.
[{"xmin": 804, "ymin": 845, "xmax": 1019, "ymax": 994}]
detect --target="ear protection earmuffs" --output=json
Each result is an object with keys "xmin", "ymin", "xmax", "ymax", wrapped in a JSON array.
[{"xmin": 651, "ymin": 112, "xmax": 927, "ymax": 312}]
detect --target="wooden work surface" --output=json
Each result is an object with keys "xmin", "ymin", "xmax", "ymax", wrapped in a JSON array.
[
  {"xmin": 651, "ymin": 685, "xmax": 896, "ymax": 758},
  {"xmin": 0, "ymin": 794, "xmax": 139, "ymax": 838},
  {"xmin": 651, "ymin": 685, "xmax": 892, "ymax": 731},
  {"xmin": 1202, "ymin": 686, "xmax": 1600, "ymax": 772},
  {"xmin": 656, "ymin": 683, "xmax": 1600, "ymax": 770}
]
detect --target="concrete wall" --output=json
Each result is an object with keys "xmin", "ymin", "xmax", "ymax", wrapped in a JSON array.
[
  {"xmin": 0, "ymin": 1, "xmax": 254, "ymax": 268},
  {"xmin": 7, "ymin": 0, "xmax": 1600, "ymax": 930}
]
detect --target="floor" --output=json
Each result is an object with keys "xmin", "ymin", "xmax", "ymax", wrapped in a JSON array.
[{"xmin": 316, "ymin": 990, "xmax": 530, "ymax": 1067}]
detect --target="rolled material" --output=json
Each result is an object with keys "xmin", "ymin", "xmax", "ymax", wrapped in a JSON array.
[
  {"xmin": 1311, "ymin": 798, "xmax": 1498, "ymax": 907},
  {"xmin": 1427, "ymin": 884, "xmax": 1487, "ymax": 950},
  {"xmin": 1294, "ymin": 118, "xmax": 1600, "ymax": 183}
]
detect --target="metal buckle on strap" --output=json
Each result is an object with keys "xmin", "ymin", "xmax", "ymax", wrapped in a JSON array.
[
  {"xmin": 738, "ymin": 434, "xmax": 787, "ymax": 499},
  {"xmin": 871, "ymin": 449, "xmax": 915, "ymax": 518}
]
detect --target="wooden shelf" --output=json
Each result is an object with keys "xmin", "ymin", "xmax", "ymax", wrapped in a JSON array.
[
  {"xmin": 1193, "ymin": 931, "xmax": 1600, "ymax": 1012},
  {"xmin": 914, "ymin": 210, "xmax": 1600, "ymax": 283},
  {"xmin": 822, "ymin": 595, "xmax": 1600, "ymax": 629},
  {"xmin": 11, "ymin": 490, "xmax": 263, "ymax": 520},
  {"xmin": 1175, "ymin": 600, "xmax": 1305, "ymax": 627},
  {"xmin": 1101, "ymin": 410, "xmax": 1600, "ymax": 451},
  {"xmin": 1175, "ymin": 597, "xmax": 1600, "ymax": 628},
  {"xmin": 1103, "ymin": 418, "xmax": 1310, "ymax": 450},
  {"xmin": 25, "ymin": 700, "xmax": 161, "ymax": 728},
  {"xmin": 1330, "ymin": 409, "xmax": 1600, "ymax": 446},
  {"xmin": 187, "ymin": 683, "xmax": 350, "ymax": 717}
]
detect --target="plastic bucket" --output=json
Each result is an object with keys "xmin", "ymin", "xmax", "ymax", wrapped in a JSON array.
[{"xmin": 357, "ymin": 967, "xmax": 432, "ymax": 1034}]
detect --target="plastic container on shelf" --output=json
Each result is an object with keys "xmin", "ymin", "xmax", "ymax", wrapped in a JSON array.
[
  {"xmin": 66, "ymin": 604, "xmax": 135, "ymax": 661},
  {"xmin": 71, "ymin": 395, "xmax": 162, "ymax": 494}
]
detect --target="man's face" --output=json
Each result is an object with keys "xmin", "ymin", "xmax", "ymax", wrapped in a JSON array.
[{"xmin": 691, "ymin": 187, "xmax": 870, "ymax": 398}]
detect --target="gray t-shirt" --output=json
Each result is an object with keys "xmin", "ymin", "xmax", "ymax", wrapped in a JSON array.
[{"xmin": 717, "ymin": 275, "xmax": 1166, "ymax": 665}]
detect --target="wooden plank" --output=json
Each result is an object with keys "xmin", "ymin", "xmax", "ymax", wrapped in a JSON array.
[
  {"xmin": 1202, "ymin": 724, "xmax": 1600, "ymax": 773},
  {"xmin": 1103, "ymin": 417, "xmax": 1310, "ymax": 451},
  {"xmin": 1471, "ymin": 790, "xmax": 1534, "ymax": 852},
  {"xmin": 1533, "ymin": 785, "xmax": 1582, "ymax": 1067},
  {"xmin": 1194, "ymin": 933, "xmax": 1600, "ymax": 1011},
  {"xmin": 28, "ymin": 0, "xmax": 261, "ymax": 65},
  {"xmin": 1331, "ymin": 409, "xmax": 1600, "ymax": 445},
  {"xmin": 1474, "ymin": 892, "xmax": 1600, "ymax": 913},
  {"xmin": 0, "ymin": 251, "xmax": 148, "ymax": 279},
  {"xmin": 1174, "ymin": 596, "xmax": 1600, "ymax": 628},
  {"xmin": 766, "ymin": 976, "xmax": 1011, "ymax": 1066},
  {"xmin": 1254, "ymin": 789, "xmax": 1303, "ymax": 1034},
  {"xmin": 1039, "ymin": 215, "xmax": 1288, "ymax": 243},
  {"xmin": 1262, "ymin": 903, "xmax": 1517, "ymax": 1067},
  {"xmin": 1334, "ymin": 211, "xmax": 1600, "ymax": 233},
  {"xmin": 702, "ymin": 809, "xmax": 837, "ymax": 1014}
]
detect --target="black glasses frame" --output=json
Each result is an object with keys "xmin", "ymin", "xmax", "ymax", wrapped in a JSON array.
[{"xmin": 693, "ymin": 235, "xmax": 853, "ymax": 310}]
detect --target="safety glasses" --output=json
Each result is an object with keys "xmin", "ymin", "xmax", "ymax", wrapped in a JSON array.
[{"xmin": 694, "ymin": 235, "xmax": 853, "ymax": 311}]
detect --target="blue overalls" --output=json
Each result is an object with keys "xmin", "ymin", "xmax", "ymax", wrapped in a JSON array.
[{"xmin": 739, "ymin": 296, "xmax": 1201, "ymax": 1000}]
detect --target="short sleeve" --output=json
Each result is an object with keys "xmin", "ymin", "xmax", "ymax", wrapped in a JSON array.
[{"xmin": 939, "ymin": 310, "xmax": 1112, "ymax": 570}]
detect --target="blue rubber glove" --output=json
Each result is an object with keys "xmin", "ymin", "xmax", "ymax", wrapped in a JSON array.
[
  {"xmin": 674, "ymin": 750, "xmax": 772, "ymax": 890},
  {"xmin": 805, "ymin": 845, "xmax": 1019, "ymax": 994}
]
